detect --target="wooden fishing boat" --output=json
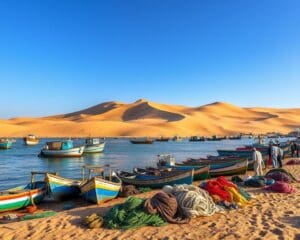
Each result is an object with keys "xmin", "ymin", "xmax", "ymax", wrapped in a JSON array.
[
  {"xmin": 46, "ymin": 173, "xmax": 81, "ymax": 201},
  {"xmin": 217, "ymin": 149, "xmax": 268, "ymax": 158},
  {"xmin": 117, "ymin": 169, "xmax": 194, "ymax": 188},
  {"xmin": 209, "ymin": 160, "xmax": 248, "ymax": 177},
  {"xmin": 80, "ymin": 166, "xmax": 121, "ymax": 204},
  {"xmin": 135, "ymin": 165, "xmax": 210, "ymax": 181},
  {"xmin": 0, "ymin": 172, "xmax": 46, "ymax": 212},
  {"xmin": 130, "ymin": 138, "xmax": 154, "ymax": 144},
  {"xmin": 0, "ymin": 139, "xmax": 13, "ymax": 149},
  {"xmin": 84, "ymin": 138, "xmax": 105, "ymax": 153},
  {"xmin": 155, "ymin": 137, "xmax": 170, "ymax": 142},
  {"xmin": 23, "ymin": 134, "xmax": 39, "ymax": 146},
  {"xmin": 40, "ymin": 140, "xmax": 85, "ymax": 157}
]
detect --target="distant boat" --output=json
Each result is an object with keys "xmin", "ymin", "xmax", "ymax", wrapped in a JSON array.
[
  {"xmin": 189, "ymin": 136, "xmax": 205, "ymax": 142},
  {"xmin": 84, "ymin": 138, "xmax": 105, "ymax": 153},
  {"xmin": 39, "ymin": 140, "xmax": 85, "ymax": 157},
  {"xmin": 80, "ymin": 166, "xmax": 121, "ymax": 204},
  {"xmin": 46, "ymin": 173, "xmax": 81, "ymax": 201},
  {"xmin": 0, "ymin": 139, "xmax": 13, "ymax": 149},
  {"xmin": 23, "ymin": 134, "xmax": 40, "ymax": 146},
  {"xmin": 172, "ymin": 135, "xmax": 183, "ymax": 141},
  {"xmin": 155, "ymin": 137, "xmax": 170, "ymax": 142},
  {"xmin": 0, "ymin": 172, "xmax": 46, "ymax": 212},
  {"xmin": 117, "ymin": 169, "xmax": 194, "ymax": 188},
  {"xmin": 130, "ymin": 138, "xmax": 154, "ymax": 144},
  {"xmin": 228, "ymin": 135, "xmax": 242, "ymax": 140},
  {"xmin": 206, "ymin": 135, "xmax": 226, "ymax": 141}
]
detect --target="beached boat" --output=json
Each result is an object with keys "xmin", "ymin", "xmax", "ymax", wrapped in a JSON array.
[
  {"xmin": 130, "ymin": 138, "xmax": 154, "ymax": 144},
  {"xmin": 0, "ymin": 172, "xmax": 46, "ymax": 212},
  {"xmin": 189, "ymin": 136, "xmax": 205, "ymax": 142},
  {"xmin": 0, "ymin": 139, "xmax": 13, "ymax": 149},
  {"xmin": 209, "ymin": 160, "xmax": 248, "ymax": 177},
  {"xmin": 117, "ymin": 169, "xmax": 194, "ymax": 188},
  {"xmin": 84, "ymin": 138, "xmax": 105, "ymax": 153},
  {"xmin": 46, "ymin": 173, "xmax": 81, "ymax": 201},
  {"xmin": 80, "ymin": 166, "xmax": 121, "ymax": 204},
  {"xmin": 39, "ymin": 140, "xmax": 85, "ymax": 157},
  {"xmin": 23, "ymin": 134, "xmax": 40, "ymax": 146},
  {"xmin": 217, "ymin": 149, "xmax": 268, "ymax": 158}
]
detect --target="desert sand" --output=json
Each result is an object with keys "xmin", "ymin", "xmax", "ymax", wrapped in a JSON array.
[
  {"xmin": 1, "ymin": 99, "xmax": 300, "ymax": 137},
  {"xmin": 0, "ymin": 165, "xmax": 299, "ymax": 240}
]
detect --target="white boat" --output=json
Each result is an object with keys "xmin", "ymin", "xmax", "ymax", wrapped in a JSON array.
[
  {"xmin": 23, "ymin": 134, "xmax": 39, "ymax": 146},
  {"xmin": 84, "ymin": 138, "xmax": 105, "ymax": 153},
  {"xmin": 40, "ymin": 140, "xmax": 85, "ymax": 157}
]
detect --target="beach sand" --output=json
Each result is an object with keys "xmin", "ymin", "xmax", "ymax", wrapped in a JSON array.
[
  {"xmin": 1, "ymin": 165, "xmax": 299, "ymax": 240},
  {"xmin": 2, "ymin": 100, "xmax": 300, "ymax": 137}
]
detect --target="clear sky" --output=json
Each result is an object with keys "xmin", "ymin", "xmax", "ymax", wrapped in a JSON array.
[{"xmin": 0, "ymin": 0, "xmax": 299, "ymax": 118}]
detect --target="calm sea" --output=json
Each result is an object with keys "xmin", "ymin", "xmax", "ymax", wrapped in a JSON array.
[{"xmin": 0, "ymin": 137, "xmax": 272, "ymax": 190}]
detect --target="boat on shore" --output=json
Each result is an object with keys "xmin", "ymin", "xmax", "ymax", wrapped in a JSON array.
[
  {"xmin": 0, "ymin": 172, "xmax": 46, "ymax": 212},
  {"xmin": 84, "ymin": 138, "xmax": 105, "ymax": 153},
  {"xmin": 117, "ymin": 169, "xmax": 194, "ymax": 188},
  {"xmin": 209, "ymin": 160, "xmax": 248, "ymax": 177},
  {"xmin": 80, "ymin": 166, "xmax": 121, "ymax": 204},
  {"xmin": 46, "ymin": 173, "xmax": 82, "ymax": 201},
  {"xmin": 39, "ymin": 140, "xmax": 85, "ymax": 157},
  {"xmin": 0, "ymin": 139, "xmax": 13, "ymax": 149},
  {"xmin": 217, "ymin": 149, "xmax": 268, "ymax": 158},
  {"xmin": 130, "ymin": 138, "xmax": 154, "ymax": 144},
  {"xmin": 23, "ymin": 134, "xmax": 40, "ymax": 146}
]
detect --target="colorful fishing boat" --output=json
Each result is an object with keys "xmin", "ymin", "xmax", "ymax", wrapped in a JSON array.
[
  {"xmin": 0, "ymin": 172, "xmax": 46, "ymax": 212},
  {"xmin": 39, "ymin": 140, "xmax": 85, "ymax": 157},
  {"xmin": 130, "ymin": 138, "xmax": 154, "ymax": 144},
  {"xmin": 23, "ymin": 134, "xmax": 40, "ymax": 146},
  {"xmin": 80, "ymin": 166, "xmax": 121, "ymax": 204},
  {"xmin": 84, "ymin": 138, "xmax": 105, "ymax": 153},
  {"xmin": 46, "ymin": 173, "xmax": 81, "ymax": 201},
  {"xmin": 117, "ymin": 169, "xmax": 194, "ymax": 188},
  {"xmin": 0, "ymin": 139, "xmax": 13, "ymax": 149},
  {"xmin": 209, "ymin": 160, "xmax": 248, "ymax": 177}
]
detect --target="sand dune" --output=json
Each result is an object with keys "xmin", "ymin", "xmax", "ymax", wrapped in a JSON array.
[{"xmin": 1, "ymin": 99, "xmax": 300, "ymax": 137}]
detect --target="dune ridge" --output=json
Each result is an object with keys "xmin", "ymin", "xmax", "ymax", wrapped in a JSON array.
[{"xmin": 1, "ymin": 99, "xmax": 300, "ymax": 137}]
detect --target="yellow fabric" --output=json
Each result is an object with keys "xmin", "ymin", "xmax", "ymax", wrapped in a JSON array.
[{"xmin": 224, "ymin": 186, "xmax": 249, "ymax": 207}]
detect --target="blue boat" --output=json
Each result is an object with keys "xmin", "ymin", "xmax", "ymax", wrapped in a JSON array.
[
  {"xmin": 0, "ymin": 139, "xmax": 13, "ymax": 149},
  {"xmin": 46, "ymin": 173, "xmax": 81, "ymax": 201}
]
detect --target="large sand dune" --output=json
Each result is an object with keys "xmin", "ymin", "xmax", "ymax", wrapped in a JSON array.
[{"xmin": 1, "ymin": 99, "xmax": 299, "ymax": 137}]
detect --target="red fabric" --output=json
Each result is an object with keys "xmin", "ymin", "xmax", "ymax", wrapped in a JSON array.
[
  {"xmin": 267, "ymin": 156, "xmax": 272, "ymax": 166},
  {"xmin": 203, "ymin": 176, "xmax": 238, "ymax": 201},
  {"xmin": 264, "ymin": 181, "xmax": 296, "ymax": 193},
  {"xmin": 286, "ymin": 159, "xmax": 300, "ymax": 165}
]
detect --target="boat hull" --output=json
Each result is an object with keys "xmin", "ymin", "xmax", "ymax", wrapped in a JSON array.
[
  {"xmin": 217, "ymin": 149, "xmax": 268, "ymax": 158},
  {"xmin": 118, "ymin": 170, "xmax": 194, "ymax": 188},
  {"xmin": 209, "ymin": 160, "xmax": 248, "ymax": 177},
  {"xmin": 0, "ymin": 182, "xmax": 46, "ymax": 212},
  {"xmin": 0, "ymin": 141, "xmax": 12, "ymax": 149},
  {"xmin": 24, "ymin": 140, "xmax": 39, "ymax": 146},
  {"xmin": 40, "ymin": 146, "xmax": 85, "ymax": 157},
  {"xmin": 80, "ymin": 177, "xmax": 121, "ymax": 204},
  {"xmin": 84, "ymin": 143, "xmax": 105, "ymax": 153},
  {"xmin": 46, "ymin": 174, "xmax": 81, "ymax": 201},
  {"xmin": 158, "ymin": 166, "xmax": 209, "ymax": 181}
]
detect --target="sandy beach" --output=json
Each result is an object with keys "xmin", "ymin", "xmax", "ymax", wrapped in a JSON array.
[
  {"xmin": 1, "ymin": 165, "xmax": 299, "ymax": 240},
  {"xmin": 2, "ymin": 100, "xmax": 300, "ymax": 137}
]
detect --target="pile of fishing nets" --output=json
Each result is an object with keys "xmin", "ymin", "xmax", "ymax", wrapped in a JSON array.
[
  {"xmin": 243, "ymin": 176, "xmax": 275, "ymax": 188},
  {"xmin": 264, "ymin": 181, "xmax": 296, "ymax": 193},
  {"xmin": 162, "ymin": 184, "xmax": 224, "ymax": 218},
  {"xmin": 200, "ymin": 176, "xmax": 251, "ymax": 208},
  {"xmin": 265, "ymin": 169, "xmax": 298, "ymax": 183},
  {"xmin": 104, "ymin": 196, "xmax": 166, "ymax": 229}
]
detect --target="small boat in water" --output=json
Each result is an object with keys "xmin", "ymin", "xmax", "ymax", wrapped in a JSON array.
[
  {"xmin": 84, "ymin": 138, "xmax": 105, "ymax": 153},
  {"xmin": 46, "ymin": 173, "xmax": 82, "ymax": 201},
  {"xmin": 130, "ymin": 138, "xmax": 154, "ymax": 144},
  {"xmin": 189, "ymin": 136, "xmax": 205, "ymax": 142},
  {"xmin": 155, "ymin": 137, "xmax": 170, "ymax": 142},
  {"xmin": 0, "ymin": 139, "xmax": 13, "ymax": 149},
  {"xmin": 117, "ymin": 168, "xmax": 194, "ymax": 188},
  {"xmin": 80, "ymin": 166, "xmax": 122, "ymax": 204},
  {"xmin": 39, "ymin": 140, "xmax": 85, "ymax": 157},
  {"xmin": 23, "ymin": 134, "xmax": 40, "ymax": 146},
  {"xmin": 172, "ymin": 135, "xmax": 183, "ymax": 141},
  {"xmin": 0, "ymin": 172, "xmax": 46, "ymax": 212},
  {"xmin": 206, "ymin": 135, "xmax": 226, "ymax": 141}
]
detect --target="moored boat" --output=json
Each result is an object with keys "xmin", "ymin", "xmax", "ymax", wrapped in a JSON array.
[
  {"xmin": 189, "ymin": 136, "xmax": 206, "ymax": 142},
  {"xmin": 39, "ymin": 140, "xmax": 85, "ymax": 157},
  {"xmin": 0, "ymin": 139, "xmax": 13, "ymax": 149},
  {"xmin": 80, "ymin": 166, "xmax": 121, "ymax": 204},
  {"xmin": 23, "ymin": 134, "xmax": 40, "ymax": 146},
  {"xmin": 209, "ymin": 160, "xmax": 248, "ymax": 177},
  {"xmin": 155, "ymin": 137, "xmax": 170, "ymax": 142},
  {"xmin": 0, "ymin": 172, "xmax": 46, "ymax": 212},
  {"xmin": 217, "ymin": 149, "xmax": 268, "ymax": 158},
  {"xmin": 172, "ymin": 135, "xmax": 183, "ymax": 141},
  {"xmin": 130, "ymin": 138, "xmax": 154, "ymax": 144},
  {"xmin": 84, "ymin": 138, "xmax": 105, "ymax": 153},
  {"xmin": 117, "ymin": 169, "xmax": 194, "ymax": 188},
  {"xmin": 46, "ymin": 173, "xmax": 81, "ymax": 201}
]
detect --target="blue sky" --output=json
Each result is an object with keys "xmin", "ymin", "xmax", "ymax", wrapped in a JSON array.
[{"xmin": 0, "ymin": 0, "xmax": 299, "ymax": 118}]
